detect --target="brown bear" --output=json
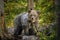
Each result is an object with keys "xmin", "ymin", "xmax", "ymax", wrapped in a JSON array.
[{"xmin": 14, "ymin": 9, "xmax": 39, "ymax": 38}]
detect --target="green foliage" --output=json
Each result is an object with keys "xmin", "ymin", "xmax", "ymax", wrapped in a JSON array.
[
  {"xmin": 34, "ymin": 0, "xmax": 55, "ymax": 26},
  {"xmin": 4, "ymin": 0, "xmax": 27, "ymax": 27},
  {"xmin": 37, "ymin": 26, "xmax": 56, "ymax": 40}
]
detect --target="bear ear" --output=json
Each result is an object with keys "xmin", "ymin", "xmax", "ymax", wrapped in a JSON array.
[
  {"xmin": 28, "ymin": 9, "xmax": 31, "ymax": 13},
  {"xmin": 28, "ymin": 8, "xmax": 32, "ymax": 13}
]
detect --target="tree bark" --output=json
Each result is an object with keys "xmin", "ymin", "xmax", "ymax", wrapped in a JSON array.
[
  {"xmin": 0, "ymin": 0, "xmax": 4, "ymax": 38},
  {"xmin": 0, "ymin": 0, "xmax": 8, "ymax": 39},
  {"xmin": 55, "ymin": 0, "xmax": 60, "ymax": 40},
  {"xmin": 27, "ymin": 0, "xmax": 34, "ymax": 9}
]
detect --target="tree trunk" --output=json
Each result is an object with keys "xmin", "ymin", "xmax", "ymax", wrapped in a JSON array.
[
  {"xmin": 27, "ymin": 0, "xmax": 34, "ymax": 9},
  {"xmin": 55, "ymin": 0, "xmax": 60, "ymax": 40},
  {"xmin": 0, "ymin": 0, "xmax": 4, "ymax": 38},
  {"xmin": 0, "ymin": 0, "xmax": 8, "ymax": 39}
]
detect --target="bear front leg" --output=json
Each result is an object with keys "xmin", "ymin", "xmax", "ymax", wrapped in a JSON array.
[
  {"xmin": 24, "ymin": 27, "xmax": 29, "ymax": 35},
  {"xmin": 14, "ymin": 26, "xmax": 22, "ymax": 40}
]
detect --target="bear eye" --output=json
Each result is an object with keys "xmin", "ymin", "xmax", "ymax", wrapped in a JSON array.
[{"xmin": 30, "ymin": 15, "xmax": 32, "ymax": 16}]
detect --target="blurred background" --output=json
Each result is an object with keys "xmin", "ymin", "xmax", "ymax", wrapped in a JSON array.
[{"xmin": 4, "ymin": 0, "xmax": 56, "ymax": 40}]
